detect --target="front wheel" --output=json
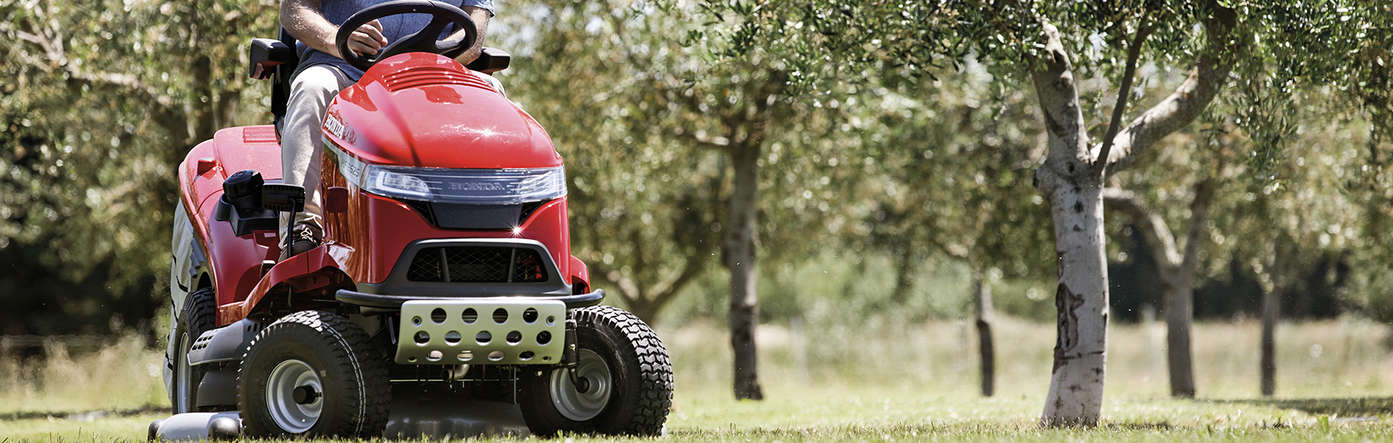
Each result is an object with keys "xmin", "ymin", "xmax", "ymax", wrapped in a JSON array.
[
  {"xmin": 237, "ymin": 311, "xmax": 390, "ymax": 438},
  {"xmin": 517, "ymin": 306, "xmax": 673, "ymax": 436}
]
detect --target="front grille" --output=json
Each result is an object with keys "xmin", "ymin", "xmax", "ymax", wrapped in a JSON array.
[
  {"xmin": 403, "ymin": 199, "xmax": 555, "ymax": 230},
  {"xmin": 406, "ymin": 246, "xmax": 548, "ymax": 283}
]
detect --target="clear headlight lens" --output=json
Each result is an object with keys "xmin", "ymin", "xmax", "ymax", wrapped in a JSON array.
[{"xmin": 328, "ymin": 142, "xmax": 566, "ymax": 204}]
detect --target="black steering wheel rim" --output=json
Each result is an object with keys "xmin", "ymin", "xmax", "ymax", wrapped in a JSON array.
[{"xmin": 334, "ymin": 0, "xmax": 478, "ymax": 71}]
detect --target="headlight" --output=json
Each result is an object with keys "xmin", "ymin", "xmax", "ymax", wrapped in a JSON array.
[{"xmin": 327, "ymin": 142, "xmax": 566, "ymax": 204}]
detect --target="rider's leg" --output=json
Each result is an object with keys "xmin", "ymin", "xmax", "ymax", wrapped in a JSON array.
[{"xmin": 279, "ymin": 65, "xmax": 352, "ymax": 253}]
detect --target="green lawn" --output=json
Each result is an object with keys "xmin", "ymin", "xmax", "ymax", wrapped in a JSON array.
[{"xmin": 4, "ymin": 317, "xmax": 1392, "ymax": 441}]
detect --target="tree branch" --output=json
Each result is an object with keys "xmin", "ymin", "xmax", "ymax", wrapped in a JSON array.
[
  {"xmin": 1102, "ymin": 188, "xmax": 1181, "ymax": 268},
  {"xmin": 590, "ymin": 262, "xmax": 644, "ymax": 306},
  {"xmin": 665, "ymin": 125, "xmax": 731, "ymax": 150},
  {"xmin": 647, "ymin": 248, "xmax": 711, "ymax": 310},
  {"xmin": 1093, "ymin": 18, "xmax": 1154, "ymax": 176},
  {"xmin": 1104, "ymin": 2, "xmax": 1240, "ymax": 174},
  {"xmin": 1031, "ymin": 22, "xmax": 1092, "ymax": 183}
]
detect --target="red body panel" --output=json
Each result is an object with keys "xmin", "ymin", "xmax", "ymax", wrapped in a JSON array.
[
  {"xmin": 179, "ymin": 53, "xmax": 587, "ymax": 327},
  {"xmin": 179, "ymin": 128, "xmax": 282, "ymax": 311},
  {"xmin": 326, "ymin": 53, "xmax": 562, "ymax": 169},
  {"xmin": 320, "ymin": 164, "xmax": 573, "ymax": 285}
]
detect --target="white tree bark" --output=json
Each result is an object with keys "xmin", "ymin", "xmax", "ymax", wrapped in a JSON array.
[
  {"xmin": 1033, "ymin": 24, "xmax": 1109, "ymax": 424},
  {"xmin": 1032, "ymin": 4, "xmax": 1237, "ymax": 425}
]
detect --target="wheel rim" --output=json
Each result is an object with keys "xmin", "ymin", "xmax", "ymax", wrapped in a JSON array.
[
  {"xmin": 265, "ymin": 359, "xmax": 323, "ymax": 433},
  {"xmin": 548, "ymin": 349, "xmax": 613, "ymax": 421},
  {"xmin": 175, "ymin": 331, "xmax": 192, "ymax": 413}
]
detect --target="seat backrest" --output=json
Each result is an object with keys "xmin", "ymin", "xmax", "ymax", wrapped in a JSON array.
[
  {"xmin": 466, "ymin": 47, "xmax": 510, "ymax": 74},
  {"xmin": 247, "ymin": 29, "xmax": 300, "ymax": 129},
  {"xmin": 272, "ymin": 29, "xmax": 299, "ymax": 128}
]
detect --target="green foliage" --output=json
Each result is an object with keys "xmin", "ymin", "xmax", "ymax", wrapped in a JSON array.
[
  {"xmin": 501, "ymin": 0, "xmax": 869, "ymax": 320},
  {"xmin": 0, "ymin": 0, "xmax": 277, "ymax": 334},
  {"xmin": 852, "ymin": 68, "xmax": 1054, "ymax": 292}
]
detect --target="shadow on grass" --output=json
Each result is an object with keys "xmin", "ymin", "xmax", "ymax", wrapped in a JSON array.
[
  {"xmin": 1103, "ymin": 422, "xmax": 1173, "ymax": 430},
  {"xmin": 1205, "ymin": 397, "xmax": 1393, "ymax": 417},
  {"xmin": 666, "ymin": 421, "xmax": 1179, "ymax": 439},
  {"xmin": 0, "ymin": 404, "xmax": 166, "ymax": 421}
]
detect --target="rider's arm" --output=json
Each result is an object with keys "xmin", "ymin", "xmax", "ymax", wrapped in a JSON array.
[
  {"xmin": 282, "ymin": 0, "xmax": 387, "ymax": 59},
  {"xmin": 450, "ymin": 6, "xmax": 491, "ymax": 65}
]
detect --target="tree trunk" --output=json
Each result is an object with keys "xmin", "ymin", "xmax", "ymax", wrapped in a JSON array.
[
  {"xmin": 1103, "ymin": 178, "xmax": 1214, "ymax": 399},
  {"xmin": 191, "ymin": 55, "xmax": 216, "ymax": 143},
  {"xmin": 973, "ymin": 270, "xmax": 996, "ymax": 397},
  {"xmin": 628, "ymin": 298, "xmax": 660, "ymax": 325},
  {"xmin": 1161, "ymin": 269, "xmax": 1196, "ymax": 397},
  {"xmin": 1037, "ymin": 181, "xmax": 1110, "ymax": 426},
  {"xmin": 890, "ymin": 244, "xmax": 916, "ymax": 303},
  {"xmin": 726, "ymin": 145, "xmax": 764, "ymax": 400},
  {"xmin": 1031, "ymin": 23, "xmax": 1109, "ymax": 426},
  {"xmin": 1260, "ymin": 286, "xmax": 1279, "ymax": 396}
]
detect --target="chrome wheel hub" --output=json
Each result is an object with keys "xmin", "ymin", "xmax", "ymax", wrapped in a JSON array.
[
  {"xmin": 265, "ymin": 359, "xmax": 323, "ymax": 433},
  {"xmin": 549, "ymin": 349, "xmax": 612, "ymax": 421}
]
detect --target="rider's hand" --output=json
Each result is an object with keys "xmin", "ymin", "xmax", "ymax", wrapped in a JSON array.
[{"xmin": 343, "ymin": 19, "xmax": 387, "ymax": 57}]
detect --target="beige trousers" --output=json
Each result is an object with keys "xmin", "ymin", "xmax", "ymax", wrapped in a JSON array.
[{"xmin": 280, "ymin": 65, "xmax": 352, "ymax": 239}]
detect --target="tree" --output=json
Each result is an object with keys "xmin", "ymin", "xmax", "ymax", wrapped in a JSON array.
[
  {"xmin": 855, "ymin": 69, "xmax": 1053, "ymax": 397},
  {"xmin": 1100, "ymin": 114, "xmax": 1241, "ymax": 398},
  {"xmin": 505, "ymin": 0, "xmax": 861, "ymax": 399},
  {"xmin": 0, "ymin": 0, "xmax": 276, "ymax": 334},
  {"xmin": 500, "ymin": 1, "xmax": 726, "ymax": 322},
  {"xmin": 1104, "ymin": 179, "xmax": 1213, "ymax": 397},
  {"xmin": 1224, "ymin": 82, "xmax": 1366, "ymax": 397}
]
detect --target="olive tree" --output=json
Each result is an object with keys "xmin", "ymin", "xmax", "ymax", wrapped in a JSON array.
[
  {"xmin": 857, "ymin": 70, "xmax": 1053, "ymax": 396},
  {"xmin": 0, "ymin": 0, "xmax": 275, "ymax": 334},
  {"xmin": 504, "ymin": 0, "xmax": 862, "ymax": 400}
]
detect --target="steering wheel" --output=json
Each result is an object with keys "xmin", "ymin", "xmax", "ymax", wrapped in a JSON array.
[{"xmin": 335, "ymin": 0, "xmax": 478, "ymax": 71}]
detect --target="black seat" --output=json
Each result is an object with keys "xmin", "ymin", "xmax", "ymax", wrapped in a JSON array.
[
  {"xmin": 247, "ymin": 29, "xmax": 301, "ymax": 129},
  {"xmin": 467, "ymin": 47, "xmax": 511, "ymax": 74},
  {"xmin": 248, "ymin": 30, "xmax": 511, "ymax": 128}
]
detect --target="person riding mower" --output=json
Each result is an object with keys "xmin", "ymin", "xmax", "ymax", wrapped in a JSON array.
[{"xmin": 157, "ymin": 1, "xmax": 673, "ymax": 438}]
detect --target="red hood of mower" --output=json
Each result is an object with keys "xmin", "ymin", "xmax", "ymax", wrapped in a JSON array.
[{"xmin": 324, "ymin": 53, "xmax": 561, "ymax": 169}]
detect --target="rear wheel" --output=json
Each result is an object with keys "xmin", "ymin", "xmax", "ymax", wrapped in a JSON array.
[
  {"xmin": 238, "ymin": 311, "xmax": 390, "ymax": 438},
  {"xmin": 171, "ymin": 287, "xmax": 215, "ymax": 414},
  {"xmin": 517, "ymin": 306, "xmax": 673, "ymax": 436}
]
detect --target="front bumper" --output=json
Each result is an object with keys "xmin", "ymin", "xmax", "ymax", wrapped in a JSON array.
[
  {"xmin": 336, "ymin": 289, "xmax": 602, "ymax": 366},
  {"xmin": 335, "ymin": 288, "xmax": 604, "ymax": 309},
  {"xmin": 393, "ymin": 298, "xmax": 567, "ymax": 365}
]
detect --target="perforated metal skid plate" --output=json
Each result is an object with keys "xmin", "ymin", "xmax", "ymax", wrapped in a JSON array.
[{"xmin": 397, "ymin": 299, "xmax": 566, "ymax": 365}]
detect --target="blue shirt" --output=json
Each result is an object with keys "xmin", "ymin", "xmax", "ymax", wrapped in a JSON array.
[{"xmin": 296, "ymin": 0, "xmax": 496, "ymax": 81}]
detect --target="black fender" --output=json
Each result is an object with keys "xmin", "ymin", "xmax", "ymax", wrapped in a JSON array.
[
  {"xmin": 188, "ymin": 319, "xmax": 261, "ymax": 367},
  {"xmin": 187, "ymin": 318, "xmax": 262, "ymax": 409}
]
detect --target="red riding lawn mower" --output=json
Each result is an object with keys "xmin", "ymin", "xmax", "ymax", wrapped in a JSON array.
[{"xmin": 154, "ymin": 1, "xmax": 672, "ymax": 439}]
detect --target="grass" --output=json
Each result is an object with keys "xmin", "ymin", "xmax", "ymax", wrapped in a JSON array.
[{"xmin": 3, "ymin": 317, "xmax": 1393, "ymax": 441}]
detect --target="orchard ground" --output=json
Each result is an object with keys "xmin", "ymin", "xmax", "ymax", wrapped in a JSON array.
[{"xmin": 3, "ymin": 318, "xmax": 1393, "ymax": 441}]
